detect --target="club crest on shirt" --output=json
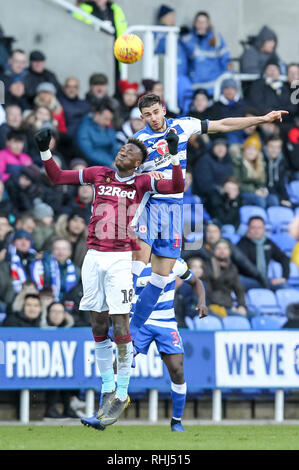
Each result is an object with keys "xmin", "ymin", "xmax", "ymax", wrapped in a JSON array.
[
  {"xmin": 106, "ymin": 177, "xmax": 111, "ymax": 182},
  {"xmin": 154, "ymin": 139, "xmax": 169, "ymax": 156}
]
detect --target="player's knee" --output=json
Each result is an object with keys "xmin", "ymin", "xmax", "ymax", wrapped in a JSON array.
[
  {"xmin": 91, "ymin": 315, "xmax": 109, "ymax": 337},
  {"xmin": 112, "ymin": 315, "xmax": 130, "ymax": 337}
]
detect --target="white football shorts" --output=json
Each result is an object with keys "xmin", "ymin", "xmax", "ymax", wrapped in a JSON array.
[{"xmin": 79, "ymin": 249, "xmax": 133, "ymax": 314}]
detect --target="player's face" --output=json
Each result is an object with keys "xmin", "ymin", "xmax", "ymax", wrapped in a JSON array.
[
  {"xmin": 114, "ymin": 143, "xmax": 142, "ymax": 171},
  {"xmin": 140, "ymin": 103, "xmax": 166, "ymax": 133}
]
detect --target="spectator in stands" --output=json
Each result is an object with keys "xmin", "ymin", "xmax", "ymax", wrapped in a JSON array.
[
  {"xmin": 117, "ymin": 80, "xmax": 139, "ymax": 124},
  {"xmin": 263, "ymin": 136, "xmax": 291, "ymax": 207},
  {"xmin": 15, "ymin": 213, "xmax": 36, "ymax": 235},
  {"xmin": 285, "ymin": 113, "xmax": 299, "ymax": 179},
  {"xmin": 6, "ymin": 229, "xmax": 44, "ymax": 294},
  {"xmin": 0, "ymin": 49, "xmax": 27, "ymax": 87},
  {"xmin": 206, "ymin": 177, "xmax": 241, "ymax": 231},
  {"xmin": 192, "ymin": 138, "xmax": 233, "ymax": 200},
  {"xmin": 0, "ymin": 212, "xmax": 13, "ymax": 252},
  {"xmin": 76, "ymin": 104, "xmax": 119, "ymax": 166},
  {"xmin": 54, "ymin": 210, "xmax": 88, "ymax": 268},
  {"xmin": 203, "ymin": 239, "xmax": 247, "ymax": 317},
  {"xmin": 85, "ymin": 73, "xmax": 120, "ymax": 128},
  {"xmin": 188, "ymin": 88, "xmax": 212, "ymax": 120},
  {"xmin": 154, "ymin": 5, "xmax": 175, "ymax": 55},
  {"xmin": 45, "ymin": 301, "xmax": 74, "ymax": 328},
  {"xmin": 178, "ymin": 11, "xmax": 232, "ymax": 112},
  {"xmin": 248, "ymin": 61, "xmax": 293, "ymax": 115},
  {"xmin": 5, "ymin": 165, "xmax": 42, "ymax": 213},
  {"xmin": 11, "ymin": 280, "xmax": 38, "ymax": 314},
  {"xmin": 0, "ymin": 130, "xmax": 32, "ymax": 183},
  {"xmin": 62, "ymin": 281, "xmax": 90, "ymax": 326},
  {"xmin": 39, "ymin": 286, "xmax": 55, "ymax": 327},
  {"xmin": 183, "ymin": 171, "xmax": 210, "ymax": 236},
  {"xmin": 116, "ymin": 107, "xmax": 144, "ymax": 145},
  {"xmin": 31, "ymin": 201, "xmax": 55, "ymax": 252},
  {"xmin": 237, "ymin": 216, "xmax": 290, "ymax": 290},
  {"xmin": 240, "ymin": 25, "xmax": 284, "ymax": 75},
  {"xmin": 5, "ymin": 79, "xmax": 30, "ymax": 111},
  {"xmin": 182, "ymin": 220, "xmax": 267, "ymax": 289},
  {"xmin": 62, "ymin": 185, "xmax": 93, "ymax": 224},
  {"xmin": 229, "ymin": 107, "xmax": 262, "ymax": 159},
  {"xmin": 209, "ymin": 77, "xmax": 246, "ymax": 146},
  {"xmin": 34, "ymin": 82, "xmax": 67, "ymax": 133},
  {"xmin": 232, "ymin": 134, "xmax": 269, "ymax": 208},
  {"xmin": 58, "ymin": 77, "xmax": 90, "ymax": 137},
  {"xmin": 43, "ymin": 239, "xmax": 79, "ymax": 301},
  {"xmin": 24, "ymin": 50, "xmax": 61, "ymax": 104},
  {"xmin": 0, "ymin": 105, "xmax": 25, "ymax": 150},
  {"xmin": 3, "ymin": 293, "xmax": 42, "ymax": 327}
]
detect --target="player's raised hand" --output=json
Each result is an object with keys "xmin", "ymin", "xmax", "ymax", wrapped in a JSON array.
[
  {"xmin": 196, "ymin": 304, "xmax": 209, "ymax": 319},
  {"xmin": 263, "ymin": 110, "xmax": 289, "ymax": 123},
  {"xmin": 166, "ymin": 129, "xmax": 179, "ymax": 155},
  {"xmin": 34, "ymin": 128, "xmax": 52, "ymax": 152}
]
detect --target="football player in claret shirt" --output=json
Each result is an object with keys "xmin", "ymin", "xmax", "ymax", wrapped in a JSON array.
[{"xmin": 34, "ymin": 127, "xmax": 183, "ymax": 429}]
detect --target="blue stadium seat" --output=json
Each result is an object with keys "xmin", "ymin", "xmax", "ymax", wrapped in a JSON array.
[
  {"xmin": 222, "ymin": 233, "xmax": 241, "ymax": 244},
  {"xmin": 276, "ymin": 288, "xmax": 299, "ymax": 312},
  {"xmin": 267, "ymin": 206, "xmax": 294, "ymax": 232},
  {"xmin": 267, "ymin": 260, "xmax": 282, "ymax": 279},
  {"xmin": 288, "ymin": 262, "xmax": 299, "ymax": 287},
  {"xmin": 194, "ymin": 315, "xmax": 223, "ymax": 330},
  {"xmin": 240, "ymin": 205, "xmax": 267, "ymax": 225},
  {"xmin": 184, "ymin": 316, "xmax": 195, "ymax": 330},
  {"xmin": 246, "ymin": 288, "xmax": 282, "ymax": 315},
  {"xmin": 251, "ymin": 315, "xmax": 287, "ymax": 330},
  {"xmin": 287, "ymin": 181, "xmax": 299, "ymax": 205},
  {"xmin": 222, "ymin": 315, "xmax": 251, "ymax": 330},
  {"xmin": 270, "ymin": 232, "xmax": 296, "ymax": 254}
]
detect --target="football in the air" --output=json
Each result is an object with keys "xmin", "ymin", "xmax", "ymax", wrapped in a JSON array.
[{"xmin": 114, "ymin": 33, "xmax": 144, "ymax": 64}]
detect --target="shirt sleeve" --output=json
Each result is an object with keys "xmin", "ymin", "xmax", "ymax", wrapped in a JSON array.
[
  {"xmin": 180, "ymin": 117, "xmax": 209, "ymax": 138},
  {"xmin": 136, "ymin": 174, "xmax": 157, "ymax": 194},
  {"xmin": 79, "ymin": 166, "xmax": 106, "ymax": 185}
]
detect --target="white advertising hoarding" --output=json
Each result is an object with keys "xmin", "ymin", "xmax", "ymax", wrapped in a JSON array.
[{"xmin": 215, "ymin": 331, "xmax": 299, "ymax": 388}]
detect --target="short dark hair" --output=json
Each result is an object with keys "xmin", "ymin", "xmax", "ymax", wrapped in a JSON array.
[
  {"xmin": 24, "ymin": 293, "xmax": 41, "ymax": 304},
  {"xmin": 47, "ymin": 301, "xmax": 65, "ymax": 316},
  {"xmin": 7, "ymin": 129, "xmax": 25, "ymax": 142},
  {"xmin": 138, "ymin": 93, "xmax": 161, "ymax": 112},
  {"xmin": 223, "ymin": 176, "xmax": 239, "ymax": 186},
  {"xmin": 248, "ymin": 216, "xmax": 265, "ymax": 225},
  {"xmin": 11, "ymin": 49, "xmax": 26, "ymax": 56},
  {"xmin": 93, "ymin": 103, "xmax": 113, "ymax": 115},
  {"xmin": 127, "ymin": 138, "xmax": 148, "ymax": 164},
  {"xmin": 265, "ymin": 135, "xmax": 283, "ymax": 145}
]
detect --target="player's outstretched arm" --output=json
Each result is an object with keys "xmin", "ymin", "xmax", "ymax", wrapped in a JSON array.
[
  {"xmin": 34, "ymin": 129, "xmax": 81, "ymax": 185},
  {"xmin": 187, "ymin": 276, "xmax": 208, "ymax": 318},
  {"xmin": 208, "ymin": 110, "xmax": 289, "ymax": 134},
  {"xmin": 155, "ymin": 130, "xmax": 184, "ymax": 194}
]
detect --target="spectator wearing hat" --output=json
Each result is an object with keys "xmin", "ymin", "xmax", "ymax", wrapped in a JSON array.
[
  {"xmin": 232, "ymin": 134, "xmax": 271, "ymax": 208},
  {"xmin": 154, "ymin": 5, "xmax": 176, "ymax": 55},
  {"xmin": 5, "ymin": 164, "xmax": 42, "ymax": 213},
  {"xmin": 202, "ymin": 239, "xmax": 248, "ymax": 317},
  {"xmin": 5, "ymin": 230, "xmax": 44, "ymax": 294},
  {"xmin": 52, "ymin": 209, "xmax": 88, "ymax": 268},
  {"xmin": 117, "ymin": 79, "xmax": 139, "ymax": 123},
  {"xmin": 240, "ymin": 25, "xmax": 285, "ymax": 75},
  {"xmin": 31, "ymin": 200, "xmax": 55, "ymax": 252},
  {"xmin": 58, "ymin": 77, "xmax": 90, "ymax": 137},
  {"xmin": 34, "ymin": 82, "xmax": 66, "ymax": 133},
  {"xmin": 209, "ymin": 78, "xmax": 246, "ymax": 146},
  {"xmin": 0, "ymin": 130, "xmax": 32, "ymax": 182},
  {"xmin": 42, "ymin": 238, "xmax": 79, "ymax": 302},
  {"xmin": 192, "ymin": 138, "xmax": 233, "ymax": 200},
  {"xmin": 116, "ymin": 106, "xmax": 144, "ymax": 145},
  {"xmin": 178, "ymin": 11, "xmax": 232, "ymax": 113},
  {"xmin": 248, "ymin": 61, "xmax": 293, "ymax": 115},
  {"xmin": 76, "ymin": 104, "xmax": 119, "ymax": 167},
  {"xmin": 24, "ymin": 50, "xmax": 61, "ymax": 104},
  {"xmin": 85, "ymin": 73, "xmax": 121, "ymax": 128}
]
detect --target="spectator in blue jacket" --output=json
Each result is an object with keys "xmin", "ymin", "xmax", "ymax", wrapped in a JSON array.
[
  {"xmin": 178, "ymin": 11, "xmax": 232, "ymax": 113},
  {"xmin": 76, "ymin": 104, "xmax": 119, "ymax": 167},
  {"xmin": 192, "ymin": 138, "xmax": 233, "ymax": 200},
  {"xmin": 59, "ymin": 77, "xmax": 90, "ymax": 137},
  {"xmin": 154, "ymin": 5, "xmax": 176, "ymax": 55}
]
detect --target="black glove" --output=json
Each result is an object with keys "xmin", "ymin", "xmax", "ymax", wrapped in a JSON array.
[
  {"xmin": 166, "ymin": 129, "xmax": 179, "ymax": 155},
  {"xmin": 34, "ymin": 128, "xmax": 52, "ymax": 152}
]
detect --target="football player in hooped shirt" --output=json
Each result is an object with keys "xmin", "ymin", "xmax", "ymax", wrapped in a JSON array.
[
  {"xmin": 130, "ymin": 93, "xmax": 288, "ymax": 338},
  {"xmin": 34, "ymin": 127, "xmax": 183, "ymax": 429}
]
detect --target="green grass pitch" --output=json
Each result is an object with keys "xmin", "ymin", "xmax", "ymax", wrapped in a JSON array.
[{"xmin": 0, "ymin": 425, "xmax": 299, "ymax": 450}]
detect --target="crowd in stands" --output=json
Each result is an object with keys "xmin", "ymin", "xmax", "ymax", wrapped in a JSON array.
[{"xmin": 0, "ymin": 4, "xmax": 299, "ymax": 382}]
